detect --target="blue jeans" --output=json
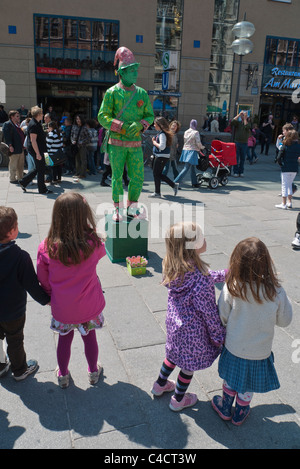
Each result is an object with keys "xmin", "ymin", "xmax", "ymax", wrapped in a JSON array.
[
  {"xmin": 174, "ymin": 162, "xmax": 197, "ymax": 185},
  {"xmin": 234, "ymin": 142, "xmax": 247, "ymax": 175},
  {"xmin": 162, "ymin": 160, "xmax": 179, "ymax": 178},
  {"xmin": 247, "ymin": 146, "xmax": 258, "ymax": 163}
]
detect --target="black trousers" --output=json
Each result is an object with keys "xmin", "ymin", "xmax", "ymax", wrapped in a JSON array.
[
  {"xmin": 153, "ymin": 156, "xmax": 175, "ymax": 194},
  {"xmin": 0, "ymin": 315, "xmax": 27, "ymax": 377},
  {"xmin": 19, "ymin": 154, "xmax": 47, "ymax": 193}
]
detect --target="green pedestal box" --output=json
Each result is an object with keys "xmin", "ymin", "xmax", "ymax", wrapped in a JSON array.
[{"xmin": 105, "ymin": 214, "xmax": 148, "ymax": 263}]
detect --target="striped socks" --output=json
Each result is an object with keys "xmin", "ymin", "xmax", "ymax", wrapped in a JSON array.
[
  {"xmin": 156, "ymin": 359, "xmax": 194, "ymax": 403},
  {"xmin": 157, "ymin": 358, "xmax": 176, "ymax": 386},
  {"xmin": 174, "ymin": 370, "xmax": 194, "ymax": 402}
]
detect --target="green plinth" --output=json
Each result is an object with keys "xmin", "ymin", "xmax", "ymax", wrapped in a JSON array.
[{"xmin": 105, "ymin": 214, "xmax": 148, "ymax": 263}]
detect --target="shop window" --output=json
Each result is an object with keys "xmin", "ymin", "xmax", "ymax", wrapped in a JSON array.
[
  {"xmin": 34, "ymin": 14, "xmax": 119, "ymax": 83},
  {"xmin": 50, "ymin": 18, "xmax": 63, "ymax": 49},
  {"xmin": 154, "ymin": 0, "xmax": 183, "ymax": 119},
  {"xmin": 286, "ymin": 40, "xmax": 298, "ymax": 67},
  {"xmin": 104, "ymin": 22, "xmax": 119, "ymax": 51},
  {"xmin": 266, "ymin": 37, "xmax": 278, "ymax": 65},
  {"xmin": 64, "ymin": 19, "xmax": 77, "ymax": 49},
  {"xmin": 92, "ymin": 22, "xmax": 105, "ymax": 51},
  {"xmin": 276, "ymin": 39, "xmax": 288, "ymax": 66}
]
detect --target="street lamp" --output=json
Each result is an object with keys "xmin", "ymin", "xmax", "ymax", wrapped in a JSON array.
[{"xmin": 231, "ymin": 16, "xmax": 255, "ymax": 117}]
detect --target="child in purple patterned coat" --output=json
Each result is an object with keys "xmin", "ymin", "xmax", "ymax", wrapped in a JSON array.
[{"xmin": 151, "ymin": 221, "xmax": 226, "ymax": 411}]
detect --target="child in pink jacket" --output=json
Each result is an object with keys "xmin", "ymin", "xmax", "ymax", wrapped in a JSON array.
[{"xmin": 37, "ymin": 192, "xmax": 106, "ymax": 388}]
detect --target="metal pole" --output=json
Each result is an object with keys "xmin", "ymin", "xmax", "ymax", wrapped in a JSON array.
[{"xmin": 234, "ymin": 54, "xmax": 243, "ymax": 117}]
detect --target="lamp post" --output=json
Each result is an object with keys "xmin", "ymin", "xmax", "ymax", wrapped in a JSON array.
[{"xmin": 231, "ymin": 15, "xmax": 255, "ymax": 117}]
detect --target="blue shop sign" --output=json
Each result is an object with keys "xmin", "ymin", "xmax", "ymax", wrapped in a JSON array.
[{"xmin": 262, "ymin": 66, "xmax": 300, "ymax": 94}]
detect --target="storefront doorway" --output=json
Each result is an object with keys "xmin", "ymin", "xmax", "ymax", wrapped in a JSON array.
[
  {"xmin": 37, "ymin": 81, "xmax": 108, "ymax": 122},
  {"xmin": 259, "ymin": 93, "xmax": 299, "ymax": 140}
]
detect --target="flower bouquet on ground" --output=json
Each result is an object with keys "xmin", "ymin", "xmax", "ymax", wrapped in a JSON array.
[{"xmin": 126, "ymin": 256, "xmax": 148, "ymax": 276}]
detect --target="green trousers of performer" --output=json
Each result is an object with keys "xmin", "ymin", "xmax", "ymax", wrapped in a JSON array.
[{"xmin": 108, "ymin": 144, "xmax": 144, "ymax": 204}]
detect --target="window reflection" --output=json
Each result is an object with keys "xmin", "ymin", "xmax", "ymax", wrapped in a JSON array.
[
  {"xmin": 34, "ymin": 14, "xmax": 119, "ymax": 83},
  {"xmin": 265, "ymin": 36, "xmax": 300, "ymax": 68},
  {"xmin": 207, "ymin": 0, "xmax": 239, "ymax": 115}
]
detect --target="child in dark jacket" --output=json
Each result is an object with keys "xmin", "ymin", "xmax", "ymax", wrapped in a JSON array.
[{"xmin": 0, "ymin": 207, "xmax": 50, "ymax": 380}]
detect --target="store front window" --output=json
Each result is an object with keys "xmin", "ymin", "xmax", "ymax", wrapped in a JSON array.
[
  {"xmin": 154, "ymin": 0, "xmax": 184, "ymax": 120},
  {"xmin": 261, "ymin": 36, "xmax": 300, "ymax": 127},
  {"xmin": 262, "ymin": 36, "xmax": 300, "ymax": 96},
  {"xmin": 34, "ymin": 14, "xmax": 119, "ymax": 83},
  {"xmin": 207, "ymin": 0, "xmax": 239, "ymax": 118}
]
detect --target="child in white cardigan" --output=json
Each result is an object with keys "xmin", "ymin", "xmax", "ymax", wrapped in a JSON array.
[{"xmin": 212, "ymin": 237, "xmax": 292, "ymax": 425}]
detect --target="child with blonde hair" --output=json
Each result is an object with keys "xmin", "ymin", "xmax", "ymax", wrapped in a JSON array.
[
  {"xmin": 212, "ymin": 237, "xmax": 293, "ymax": 425},
  {"xmin": 151, "ymin": 221, "xmax": 226, "ymax": 411},
  {"xmin": 37, "ymin": 192, "xmax": 106, "ymax": 388}
]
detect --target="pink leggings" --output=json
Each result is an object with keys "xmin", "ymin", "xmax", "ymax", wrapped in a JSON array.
[{"xmin": 57, "ymin": 329, "xmax": 98, "ymax": 376}]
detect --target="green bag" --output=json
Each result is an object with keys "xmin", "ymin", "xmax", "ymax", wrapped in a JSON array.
[{"xmin": 101, "ymin": 130, "xmax": 110, "ymax": 153}]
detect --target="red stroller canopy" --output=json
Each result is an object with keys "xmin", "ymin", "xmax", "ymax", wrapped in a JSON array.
[{"xmin": 209, "ymin": 140, "xmax": 237, "ymax": 167}]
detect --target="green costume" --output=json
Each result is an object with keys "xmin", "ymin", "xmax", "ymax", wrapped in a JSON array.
[
  {"xmin": 98, "ymin": 46, "xmax": 154, "ymax": 221},
  {"xmin": 98, "ymin": 83, "xmax": 154, "ymax": 203}
]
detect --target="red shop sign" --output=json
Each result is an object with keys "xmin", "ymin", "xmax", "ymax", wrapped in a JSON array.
[{"xmin": 37, "ymin": 67, "xmax": 81, "ymax": 76}]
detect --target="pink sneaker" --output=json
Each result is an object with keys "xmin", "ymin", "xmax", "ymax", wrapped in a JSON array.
[
  {"xmin": 169, "ymin": 392, "xmax": 198, "ymax": 412},
  {"xmin": 151, "ymin": 379, "xmax": 176, "ymax": 396}
]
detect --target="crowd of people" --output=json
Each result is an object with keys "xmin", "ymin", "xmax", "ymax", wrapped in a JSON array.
[{"xmin": 1, "ymin": 104, "xmax": 107, "ymax": 193}]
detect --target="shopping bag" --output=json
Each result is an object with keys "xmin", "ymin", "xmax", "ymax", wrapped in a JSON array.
[{"xmin": 44, "ymin": 152, "xmax": 54, "ymax": 166}]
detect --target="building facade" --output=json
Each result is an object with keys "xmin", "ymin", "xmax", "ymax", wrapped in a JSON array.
[{"xmin": 0, "ymin": 0, "xmax": 299, "ymax": 133}]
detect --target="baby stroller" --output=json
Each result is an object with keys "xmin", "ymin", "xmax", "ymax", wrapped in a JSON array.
[{"xmin": 196, "ymin": 140, "xmax": 237, "ymax": 189}]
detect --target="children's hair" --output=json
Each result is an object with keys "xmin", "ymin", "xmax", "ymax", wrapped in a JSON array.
[
  {"xmin": 282, "ymin": 123, "xmax": 294, "ymax": 132},
  {"xmin": 48, "ymin": 121, "xmax": 61, "ymax": 137},
  {"xmin": 46, "ymin": 192, "xmax": 103, "ymax": 266},
  {"xmin": 284, "ymin": 129, "xmax": 299, "ymax": 146},
  {"xmin": 154, "ymin": 117, "xmax": 173, "ymax": 147},
  {"xmin": 226, "ymin": 237, "xmax": 280, "ymax": 303},
  {"xmin": 162, "ymin": 221, "xmax": 209, "ymax": 285},
  {"xmin": 0, "ymin": 206, "xmax": 17, "ymax": 242}
]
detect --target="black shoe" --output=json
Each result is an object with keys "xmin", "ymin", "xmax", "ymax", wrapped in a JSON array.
[
  {"xmin": 40, "ymin": 189, "xmax": 53, "ymax": 194},
  {"xmin": 10, "ymin": 180, "xmax": 18, "ymax": 184},
  {"xmin": 192, "ymin": 184, "xmax": 200, "ymax": 188},
  {"xmin": 18, "ymin": 181, "xmax": 27, "ymax": 192},
  {"xmin": 100, "ymin": 181, "xmax": 110, "ymax": 187}
]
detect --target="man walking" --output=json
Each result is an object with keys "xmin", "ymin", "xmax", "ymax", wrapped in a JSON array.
[{"xmin": 2, "ymin": 110, "xmax": 25, "ymax": 184}]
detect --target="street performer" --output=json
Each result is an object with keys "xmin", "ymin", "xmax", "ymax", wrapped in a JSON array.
[{"xmin": 98, "ymin": 46, "xmax": 154, "ymax": 221}]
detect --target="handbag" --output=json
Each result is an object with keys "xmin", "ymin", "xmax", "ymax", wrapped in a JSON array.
[
  {"xmin": 71, "ymin": 125, "xmax": 83, "ymax": 156},
  {"xmin": 100, "ymin": 130, "xmax": 109, "ymax": 153},
  {"xmin": 275, "ymin": 145, "xmax": 285, "ymax": 166},
  {"xmin": 45, "ymin": 149, "xmax": 66, "ymax": 167},
  {"xmin": 197, "ymin": 147, "xmax": 209, "ymax": 171},
  {"xmin": 101, "ymin": 86, "xmax": 138, "ymax": 153}
]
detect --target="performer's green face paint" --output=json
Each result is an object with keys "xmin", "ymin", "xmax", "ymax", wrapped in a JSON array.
[{"xmin": 119, "ymin": 64, "xmax": 139, "ymax": 87}]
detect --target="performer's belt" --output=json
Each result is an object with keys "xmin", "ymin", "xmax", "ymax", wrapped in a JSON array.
[{"xmin": 108, "ymin": 138, "xmax": 142, "ymax": 148}]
